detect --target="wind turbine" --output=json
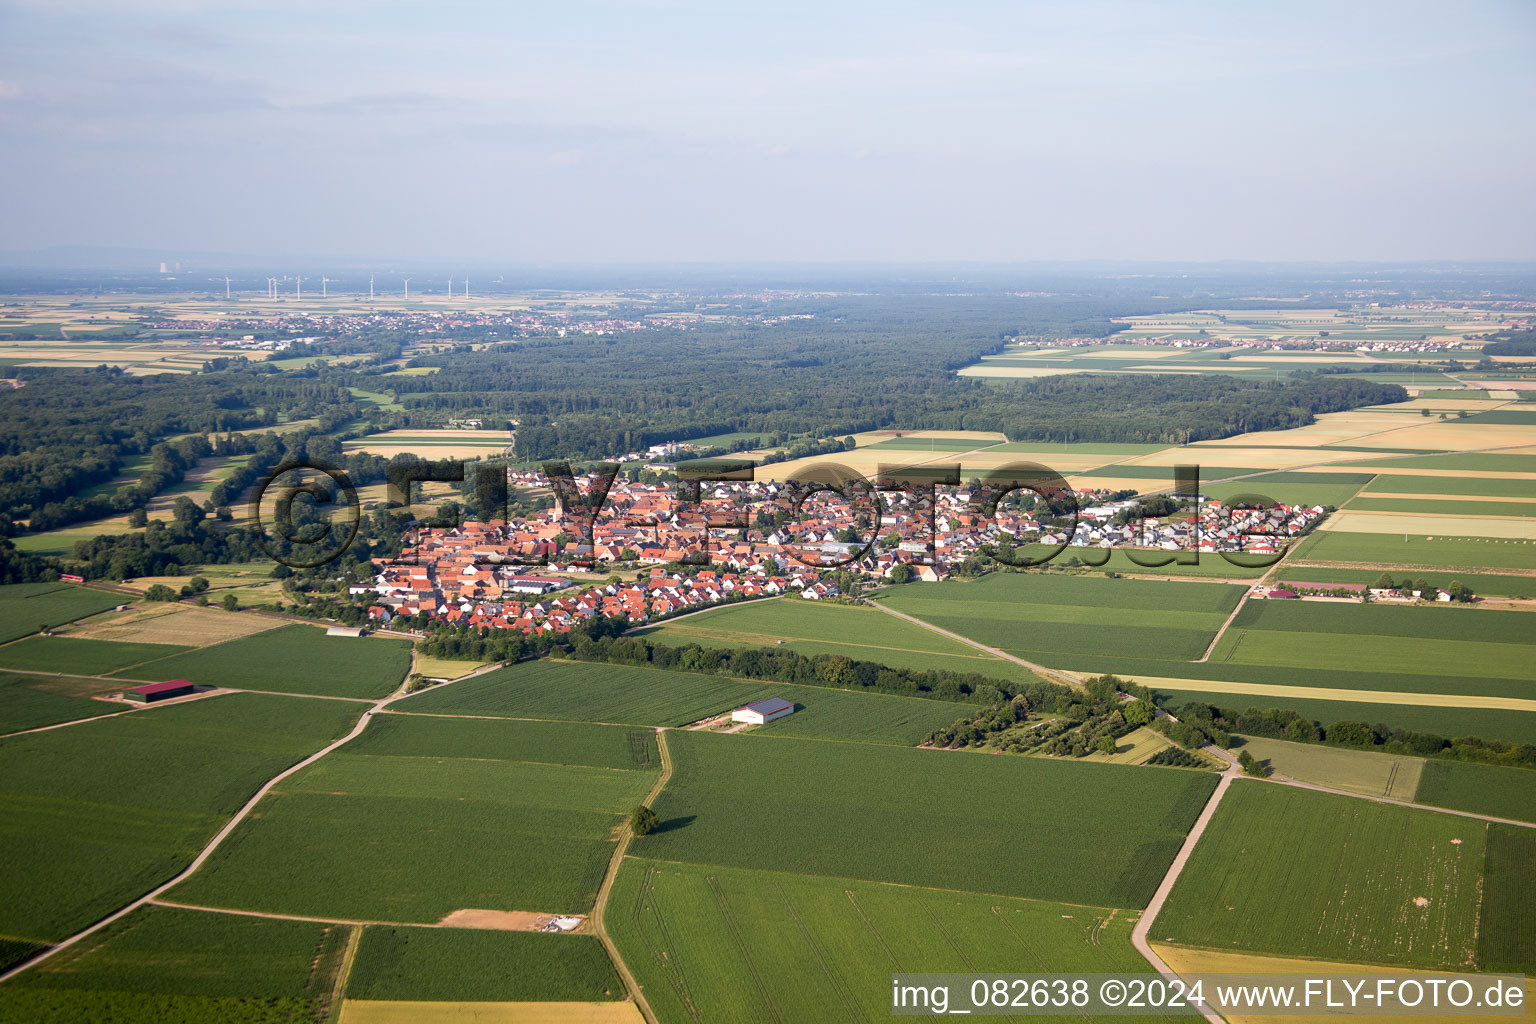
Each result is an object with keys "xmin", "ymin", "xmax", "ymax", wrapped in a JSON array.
[
  {"xmin": 369, "ymin": 273, "xmax": 375, "ymax": 301},
  {"xmin": 464, "ymin": 277, "xmax": 469, "ymax": 298},
  {"xmin": 447, "ymin": 276, "xmax": 452, "ymax": 299},
  {"xmin": 321, "ymin": 276, "xmax": 330, "ymax": 298},
  {"xmin": 224, "ymin": 276, "xmax": 231, "ymax": 299},
  {"xmin": 403, "ymin": 278, "xmax": 410, "ymax": 301},
  {"xmin": 295, "ymin": 276, "xmax": 301, "ymax": 300},
  {"xmin": 267, "ymin": 277, "xmax": 277, "ymax": 300}
]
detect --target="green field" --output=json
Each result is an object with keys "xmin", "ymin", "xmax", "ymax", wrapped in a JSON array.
[
  {"xmin": 0, "ymin": 904, "xmax": 344, "ymax": 1022},
  {"xmin": 640, "ymin": 599, "xmax": 1042, "ymax": 684},
  {"xmin": 1344, "ymin": 496, "xmax": 1536, "ymax": 517},
  {"xmin": 1413, "ymin": 761, "xmax": 1536, "ymax": 824},
  {"xmin": 1202, "ymin": 471, "xmax": 1374, "ymax": 508},
  {"xmin": 873, "ymin": 572, "xmax": 1246, "ymax": 665},
  {"xmin": 1013, "ymin": 546, "xmax": 1274, "ymax": 577},
  {"xmin": 0, "ymin": 584, "xmax": 126, "ymax": 643},
  {"xmin": 1294, "ymin": 529, "xmax": 1536, "ymax": 570},
  {"xmin": 1477, "ymin": 825, "xmax": 1536, "ymax": 973},
  {"xmin": 637, "ymin": 730, "xmax": 1217, "ymax": 908},
  {"xmin": 611, "ymin": 859, "xmax": 1168, "ymax": 1024},
  {"xmin": 398, "ymin": 658, "xmax": 969, "ymax": 744},
  {"xmin": 1235, "ymin": 736, "xmax": 1421, "ymax": 800},
  {"xmin": 1361, "ymin": 475, "xmax": 1536, "ymax": 499},
  {"xmin": 1156, "ymin": 782, "xmax": 1485, "ymax": 968},
  {"xmin": 0, "ymin": 692, "xmax": 362, "ymax": 942},
  {"xmin": 1344, "ymin": 453, "xmax": 1536, "ymax": 473},
  {"xmin": 345, "ymin": 926, "xmax": 623, "ymax": 1002},
  {"xmin": 115, "ymin": 624, "xmax": 412, "ymax": 699},
  {"xmin": 1208, "ymin": 601, "xmax": 1534, "ymax": 699},
  {"xmin": 364, "ymin": 712, "xmax": 658, "ymax": 770},
  {"xmin": 170, "ymin": 716, "xmax": 656, "ymax": 921},
  {"xmin": 0, "ymin": 636, "xmax": 189, "ymax": 676},
  {"xmin": 0, "ymin": 671, "xmax": 119, "ymax": 734}
]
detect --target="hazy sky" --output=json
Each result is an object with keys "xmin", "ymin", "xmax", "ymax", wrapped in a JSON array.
[{"xmin": 2, "ymin": 0, "xmax": 1534, "ymax": 262}]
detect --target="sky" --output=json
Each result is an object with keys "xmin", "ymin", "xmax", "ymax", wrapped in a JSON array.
[{"xmin": 1, "ymin": 0, "xmax": 1534, "ymax": 263}]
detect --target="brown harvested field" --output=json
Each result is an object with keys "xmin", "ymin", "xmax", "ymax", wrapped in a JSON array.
[
  {"xmin": 1356, "ymin": 425, "xmax": 1536, "ymax": 451},
  {"xmin": 414, "ymin": 654, "xmax": 490, "ymax": 680},
  {"xmin": 337, "ymin": 1002, "xmax": 644, "ymax": 1024},
  {"xmin": 955, "ymin": 364, "xmax": 1079, "ymax": 378},
  {"xmin": 1128, "ymin": 676, "xmax": 1536, "ymax": 714},
  {"xmin": 755, "ymin": 445, "xmax": 1005, "ymax": 482},
  {"xmin": 960, "ymin": 450, "xmax": 1125, "ymax": 473},
  {"xmin": 436, "ymin": 909, "xmax": 588, "ymax": 932},
  {"xmin": 1122, "ymin": 446, "xmax": 1370, "ymax": 470},
  {"xmin": 1320, "ymin": 511, "xmax": 1536, "ymax": 538},
  {"xmin": 1149, "ymin": 944, "xmax": 1534, "ymax": 1024},
  {"xmin": 64, "ymin": 602, "xmax": 283, "ymax": 646}
]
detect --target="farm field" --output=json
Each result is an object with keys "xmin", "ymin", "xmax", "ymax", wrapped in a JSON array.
[
  {"xmin": 1155, "ymin": 782, "xmax": 1485, "ymax": 969},
  {"xmin": 413, "ymin": 654, "xmax": 490, "ymax": 679},
  {"xmin": 116, "ymin": 624, "xmax": 412, "ymax": 699},
  {"xmin": 0, "ymin": 635, "xmax": 189, "ymax": 676},
  {"xmin": 637, "ymin": 730, "xmax": 1217, "ymax": 908},
  {"xmin": 398, "ymin": 658, "xmax": 972, "ymax": 744},
  {"xmin": 638, "ymin": 598, "xmax": 1042, "ymax": 684},
  {"xmin": 1359, "ymin": 474, "xmax": 1536, "ymax": 498},
  {"xmin": 346, "ymin": 927, "xmax": 623, "ymax": 1002},
  {"xmin": 610, "ymin": 859, "xmax": 1165, "ymax": 1024},
  {"xmin": 169, "ymin": 715, "xmax": 657, "ymax": 922},
  {"xmin": 1343, "ymin": 495, "xmax": 1536, "ymax": 517},
  {"xmin": 873, "ymin": 572, "xmax": 1246, "ymax": 664},
  {"xmin": 1234, "ymin": 736, "xmax": 1422, "ymax": 800},
  {"xmin": 1201, "ymin": 470, "xmax": 1374, "ymax": 508},
  {"xmin": 0, "ymin": 671, "xmax": 121, "ymax": 734},
  {"xmin": 1323, "ymin": 510, "xmax": 1536, "ymax": 539},
  {"xmin": 1477, "ymin": 825, "xmax": 1536, "ymax": 974},
  {"xmin": 1413, "ymin": 761, "xmax": 1536, "ymax": 824},
  {"xmin": 0, "ymin": 692, "xmax": 363, "ymax": 943},
  {"xmin": 1208, "ymin": 601, "xmax": 1534, "ymax": 699},
  {"xmin": 0, "ymin": 583, "xmax": 127, "ymax": 643},
  {"xmin": 1008, "ymin": 545, "xmax": 1273, "ymax": 577},
  {"xmin": 0, "ymin": 904, "xmax": 346, "ymax": 1023},
  {"xmin": 363, "ymin": 713, "xmax": 658, "ymax": 771},
  {"xmin": 64, "ymin": 601, "xmax": 284, "ymax": 646},
  {"xmin": 1292, "ymin": 528, "xmax": 1536, "ymax": 570}
]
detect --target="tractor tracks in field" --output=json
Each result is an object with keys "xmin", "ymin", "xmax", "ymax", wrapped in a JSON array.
[{"xmin": 589, "ymin": 727, "xmax": 673, "ymax": 1024}]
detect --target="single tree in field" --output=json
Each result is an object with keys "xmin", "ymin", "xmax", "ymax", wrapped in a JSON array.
[
  {"xmin": 630, "ymin": 805, "xmax": 658, "ymax": 836},
  {"xmin": 1237, "ymin": 749, "xmax": 1269, "ymax": 776},
  {"xmin": 221, "ymin": 593, "xmax": 239, "ymax": 612},
  {"xmin": 1097, "ymin": 736, "xmax": 1119, "ymax": 755}
]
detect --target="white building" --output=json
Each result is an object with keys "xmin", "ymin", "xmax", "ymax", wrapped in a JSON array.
[{"xmin": 730, "ymin": 697, "xmax": 796, "ymax": 725}]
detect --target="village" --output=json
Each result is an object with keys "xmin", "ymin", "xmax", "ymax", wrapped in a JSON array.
[{"xmin": 362, "ymin": 469, "xmax": 1327, "ymax": 634}]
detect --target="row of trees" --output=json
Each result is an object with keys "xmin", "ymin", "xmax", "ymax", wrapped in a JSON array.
[{"xmin": 1169, "ymin": 702, "xmax": 1536, "ymax": 770}]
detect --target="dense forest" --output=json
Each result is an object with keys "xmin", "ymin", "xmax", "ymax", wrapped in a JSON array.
[
  {"xmin": 318, "ymin": 297, "xmax": 1409, "ymax": 457},
  {"xmin": 0, "ymin": 365, "xmax": 356, "ymax": 527}
]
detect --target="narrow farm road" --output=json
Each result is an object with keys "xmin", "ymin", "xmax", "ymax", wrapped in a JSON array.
[
  {"xmin": 1129, "ymin": 760, "xmax": 1242, "ymax": 1024},
  {"xmin": 590, "ymin": 727, "xmax": 673, "ymax": 1024},
  {"xmin": 0, "ymin": 660, "xmax": 496, "ymax": 985},
  {"xmin": 867, "ymin": 600, "xmax": 1085, "ymax": 689}
]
